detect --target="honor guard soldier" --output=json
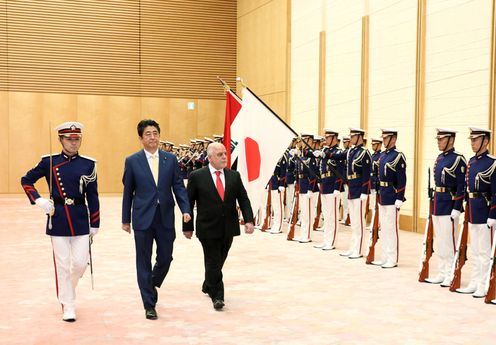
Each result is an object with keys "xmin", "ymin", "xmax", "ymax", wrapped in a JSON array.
[
  {"xmin": 372, "ymin": 129, "xmax": 406, "ymax": 268},
  {"xmin": 284, "ymin": 138, "xmax": 298, "ymax": 221},
  {"xmin": 456, "ymin": 127, "xmax": 496, "ymax": 297},
  {"xmin": 425, "ymin": 129, "xmax": 466, "ymax": 285},
  {"xmin": 294, "ymin": 133, "xmax": 320, "ymax": 243},
  {"xmin": 21, "ymin": 122, "xmax": 100, "ymax": 322},
  {"xmin": 367, "ymin": 138, "xmax": 383, "ymax": 229},
  {"xmin": 339, "ymin": 136, "xmax": 351, "ymax": 225},
  {"xmin": 340, "ymin": 128, "xmax": 371, "ymax": 259},
  {"xmin": 313, "ymin": 129, "xmax": 346, "ymax": 250},
  {"xmin": 267, "ymin": 154, "xmax": 287, "ymax": 234}
]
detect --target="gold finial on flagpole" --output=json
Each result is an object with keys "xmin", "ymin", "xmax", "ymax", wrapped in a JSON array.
[
  {"xmin": 216, "ymin": 76, "xmax": 231, "ymax": 93},
  {"xmin": 236, "ymin": 76, "xmax": 247, "ymax": 88}
]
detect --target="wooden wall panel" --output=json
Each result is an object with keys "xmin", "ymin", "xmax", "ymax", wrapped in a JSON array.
[
  {"xmin": 197, "ymin": 99, "xmax": 225, "ymax": 139},
  {"xmin": 2, "ymin": 0, "xmax": 236, "ymax": 99},
  {"xmin": 77, "ymin": 95, "xmax": 141, "ymax": 193},
  {"xmin": 3, "ymin": 93, "xmax": 223, "ymax": 193},
  {"xmin": 238, "ymin": 0, "xmax": 289, "ymax": 120},
  {"xmin": 0, "ymin": 92, "xmax": 8, "ymax": 192},
  {"xmin": 10, "ymin": 92, "xmax": 78, "ymax": 194},
  {"xmin": 238, "ymin": 0, "xmax": 273, "ymax": 17},
  {"xmin": 169, "ymin": 99, "xmax": 198, "ymax": 148}
]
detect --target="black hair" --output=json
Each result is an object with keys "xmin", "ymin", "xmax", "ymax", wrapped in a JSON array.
[{"xmin": 137, "ymin": 119, "xmax": 160, "ymax": 137}]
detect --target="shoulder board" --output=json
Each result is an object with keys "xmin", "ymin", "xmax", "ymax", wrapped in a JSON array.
[
  {"xmin": 488, "ymin": 154, "xmax": 496, "ymax": 160},
  {"xmin": 453, "ymin": 151, "xmax": 464, "ymax": 156},
  {"xmin": 79, "ymin": 155, "xmax": 97, "ymax": 162},
  {"xmin": 41, "ymin": 153, "xmax": 60, "ymax": 159}
]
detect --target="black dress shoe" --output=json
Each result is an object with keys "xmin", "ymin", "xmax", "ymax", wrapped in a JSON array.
[
  {"xmin": 145, "ymin": 308, "xmax": 158, "ymax": 320},
  {"xmin": 213, "ymin": 299, "xmax": 225, "ymax": 310}
]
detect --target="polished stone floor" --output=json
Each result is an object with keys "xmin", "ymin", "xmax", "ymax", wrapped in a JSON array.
[{"xmin": 0, "ymin": 195, "xmax": 494, "ymax": 345}]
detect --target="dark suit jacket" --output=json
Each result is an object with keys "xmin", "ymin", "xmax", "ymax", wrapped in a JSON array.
[
  {"xmin": 183, "ymin": 166, "xmax": 253, "ymax": 239},
  {"xmin": 122, "ymin": 149, "xmax": 190, "ymax": 231}
]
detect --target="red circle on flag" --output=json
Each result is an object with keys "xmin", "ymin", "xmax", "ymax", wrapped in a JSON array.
[{"xmin": 244, "ymin": 137, "xmax": 261, "ymax": 182}]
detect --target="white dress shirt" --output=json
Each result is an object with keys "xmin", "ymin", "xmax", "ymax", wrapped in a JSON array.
[{"xmin": 208, "ymin": 164, "xmax": 225, "ymax": 189}]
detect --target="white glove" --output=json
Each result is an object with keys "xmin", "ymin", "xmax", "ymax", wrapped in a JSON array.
[
  {"xmin": 35, "ymin": 197, "xmax": 54, "ymax": 216},
  {"xmin": 289, "ymin": 149, "xmax": 296, "ymax": 155},
  {"xmin": 450, "ymin": 210, "xmax": 461, "ymax": 220},
  {"xmin": 394, "ymin": 200, "xmax": 403, "ymax": 209},
  {"xmin": 278, "ymin": 186, "xmax": 285, "ymax": 192},
  {"xmin": 488, "ymin": 218, "xmax": 496, "ymax": 228},
  {"xmin": 360, "ymin": 194, "xmax": 368, "ymax": 201},
  {"xmin": 333, "ymin": 190, "xmax": 340, "ymax": 197},
  {"xmin": 313, "ymin": 150, "xmax": 322, "ymax": 158},
  {"xmin": 89, "ymin": 227, "xmax": 99, "ymax": 238}
]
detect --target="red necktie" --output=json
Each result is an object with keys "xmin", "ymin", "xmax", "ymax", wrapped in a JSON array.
[{"xmin": 215, "ymin": 170, "xmax": 224, "ymax": 201}]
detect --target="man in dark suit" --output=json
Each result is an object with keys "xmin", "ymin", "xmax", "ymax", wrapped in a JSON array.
[
  {"xmin": 183, "ymin": 142, "xmax": 254, "ymax": 310},
  {"xmin": 122, "ymin": 119, "xmax": 191, "ymax": 320}
]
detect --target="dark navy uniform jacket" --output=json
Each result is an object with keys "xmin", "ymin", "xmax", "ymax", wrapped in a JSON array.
[
  {"xmin": 465, "ymin": 151, "xmax": 496, "ymax": 224},
  {"xmin": 269, "ymin": 155, "xmax": 287, "ymax": 190},
  {"xmin": 286, "ymin": 151, "xmax": 297, "ymax": 185},
  {"xmin": 336, "ymin": 148, "xmax": 349, "ymax": 192},
  {"xmin": 320, "ymin": 145, "xmax": 345, "ymax": 194},
  {"xmin": 298, "ymin": 148, "xmax": 319, "ymax": 194},
  {"xmin": 370, "ymin": 150, "xmax": 382, "ymax": 191},
  {"xmin": 346, "ymin": 144, "xmax": 372, "ymax": 199},
  {"xmin": 21, "ymin": 152, "xmax": 100, "ymax": 236},
  {"xmin": 433, "ymin": 148, "xmax": 466, "ymax": 216},
  {"xmin": 377, "ymin": 147, "xmax": 406, "ymax": 206}
]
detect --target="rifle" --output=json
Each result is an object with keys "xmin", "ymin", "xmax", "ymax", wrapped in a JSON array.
[
  {"xmin": 313, "ymin": 192, "xmax": 322, "ymax": 230},
  {"xmin": 366, "ymin": 194, "xmax": 380, "ymax": 264},
  {"xmin": 449, "ymin": 205, "xmax": 469, "ymax": 291},
  {"xmin": 287, "ymin": 183, "xmax": 300, "ymax": 241},
  {"xmin": 484, "ymin": 228, "xmax": 496, "ymax": 303},
  {"xmin": 260, "ymin": 188, "xmax": 272, "ymax": 232},
  {"xmin": 419, "ymin": 168, "xmax": 435, "ymax": 282}
]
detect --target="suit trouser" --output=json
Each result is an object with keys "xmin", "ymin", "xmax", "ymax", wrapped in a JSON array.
[
  {"xmin": 467, "ymin": 223, "xmax": 494, "ymax": 292},
  {"xmin": 133, "ymin": 205, "xmax": 175, "ymax": 309},
  {"xmin": 270, "ymin": 190, "xmax": 284, "ymax": 232},
  {"xmin": 432, "ymin": 215, "xmax": 458, "ymax": 279},
  {"xmin": 51, "ymin": 235, "xmax": 89, "ymax": 312},
  {"xmin": 200, "ymin": 236, "xmax": 233, "ymax": 300},
  {"xmin": 378, "ymin": 205, "xmax": 400, "ymax": 265},
  {"xmin": 285, "ymin": 183, "xmax": 295, "ymax": 220},
  {"xmin": 321, "ymin": 193, "xmax": 339, "ymax": 246},
  {"xmin": 348, "ymin": 198, "xmax": 366, "ymax": 255}
]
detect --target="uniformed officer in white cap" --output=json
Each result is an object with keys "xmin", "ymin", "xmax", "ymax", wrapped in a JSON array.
[
  {"xmin": 339, "ymin": 136, "xmax": 351, "ymax": 224},
  {"xmin": 340, "ymin": 128, "xmax": 371, "ymax": 258},
  {"xmin": 371, "ymin": 128, "xmax": 406, "ymax": 268},
  {"xmin": 425, "ymin": 129, "xmax": 466, "ymax": 285},
  {"xmin": 456, "ymin": 127, "xmax": 496, "ymax": 297},
  {"xmin": 367, "ymin": 137, "xmax": 383, "ymax": 230},
  {"xmin": 21, "ymin": 121, "xmax": 100, "ymax": 322}
]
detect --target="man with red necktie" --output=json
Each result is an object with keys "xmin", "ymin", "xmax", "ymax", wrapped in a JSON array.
[{"xmin": 183, "ymin": 142, "xmax": 254, "ymax": 310}]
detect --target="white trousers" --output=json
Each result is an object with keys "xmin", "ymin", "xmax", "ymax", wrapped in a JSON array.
[
  {"xmin": 347, "ymin": 198, "xmax": 366, "ymax": 255},
  {"xmin": 321, "ymin": 193, "xmax": 339, "ymax": 246},
  {"xmin": 369, "ymin": 190, "xmax": 377, "ymax": 212},
  {"xmin": 467, "ymin": 224, "xmax": 494, "ymax": 292},
  {"xmin": 285, "ymin": 183, "xmax": 295, "ymax": 220},
  {"xmin": 378, "ymin": 205, "xmax": 400, "ymax": 265},
  {"xmin": 270, "ymin": 190, "xmax": 284, "ymax": 232},
  {"xmin": 298, "ymin": 191, "xmax": 318, "ymax": 241},
  {"xmin": 432, "ymin": 215, "xmax": 458, "ymax": 279},
  {"xmin": 341, "ymin": 185, "xmax": 349, "ymax": 220},
  {"xmin": 51, "ymin": 235, "xmax": 89, "ymax": 311}
]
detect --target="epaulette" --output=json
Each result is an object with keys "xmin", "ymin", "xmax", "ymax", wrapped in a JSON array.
[
  {"xmin": 453, "ymin": 151, "xmax": 464, "ymax": 156},
  {"xmin": 79, "ymin": 155, "xmax": 97, "ymax": 162},
  {"xmin": 41, "ymin": 153, "xmax": 60, "ymax": 159}
]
